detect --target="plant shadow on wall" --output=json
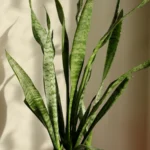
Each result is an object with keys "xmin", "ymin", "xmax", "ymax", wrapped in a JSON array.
[
  {"xmin": 10, "ymin": 0, "xmax": 21, "ymax": 9},
  {"xmin": 3, "ymin": 0, "xmax": 66, "ymax": 150},
  {"xmin": 9, "ymin": 1, "xmax": 65, "ymax": 150},
  {"xmin": 0, "ymin": 25, "xmax": 15, "ymax": 137},
  {"xmin": 5, "ymin": 0, "xmax": 150, "ymax": 150},
  {"xmin": 28, "ymin": 1, "xmax": 67, "ymax": 150}
]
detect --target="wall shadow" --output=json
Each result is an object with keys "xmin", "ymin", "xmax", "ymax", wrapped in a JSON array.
[
  {"xmin": 1, "ymin": 0, "xmax": 74, "ymax": 149},
  {"xmin": 0, "ymin": 24, "xmax": 14, "ymax": 138},
  {"xmin": 0, "ymin": 76, "xmax": 14, "ymax": 138}
]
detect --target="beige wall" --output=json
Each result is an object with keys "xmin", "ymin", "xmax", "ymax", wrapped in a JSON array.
[{"xmin": 0, "ymin": 0, "xmax": 149, "ymax": 150}]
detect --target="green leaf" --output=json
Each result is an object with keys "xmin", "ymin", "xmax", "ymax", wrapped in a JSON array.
[
  {"xmin": 75, "ymin": 2, "xmax": 122, "ymax": 119},
  {"xmin": 71, "ymin": 69, "xmax": 92, "ymax": 134},
  {"xmin": 69, "ymin": 0, "xmax": 94, "ymax": 142},
  {"xmin": 29, "ymin": 0, "xmax": 47, "ymax": 49},
  {"xmin": 76, "ymin": 0, "xmax": 84, "ymax": 22},
  {"xmin": 82, "ymin": 77, "xmax": 130, "ymax": 143},
  {"xmin": 6, "ymin": 51, "xmax": 57, "ymax": 148},
  {"xmin": 44, "ymin": 7, "xmax": 51, "ymax": 30},
  {"xmin": 79, "ymin": 0, "xmax": 149, "ymax": 108},
  {"xmin": 54, "ymin": 0, "xmax": 70, "ymax": 122},
  {"xmin": 74, "ymin": 96, "xmax": 95, "ymax": 145},
  {"xmin": 102, "ymin": 10, "xmax": 123, "ymax": 80},
  {"xmin": 56, "ymin": 78, "xmax": 65, "ymax": 140},
  {"xmin": 75, "ymin": 60, "xmax": 150, "ymax": 146},
  {"xmin": 29, "ymin": 1, "xmax": 61, "ymax": 148},
  {"xmin": 113, "ymin": 0, "xmax": 120, "ymax": 21},
  {"xmin": 102, "ymin": 11, "xmax": 123, "ymax": 80},
  {"xmin": 43, "ymin": 25, "xmax": 61, "ymax": 150},
  {"xmin": 137, "ymin": 0, "xmax": 149, "ymax": 8}
]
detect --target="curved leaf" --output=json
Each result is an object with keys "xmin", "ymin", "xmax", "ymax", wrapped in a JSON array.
[
  {"xmin": 102, "ymin": 11, "xmax": 123, "ymax": 80},
  {"xmin": 76, "ymin": 0, "xmax": 122, "ymax": 115},
  {"xmin": 82, "ymin": 77, "xmax": 130, "ymax": 144},
  {"xmin": 77, "ymin": 0, "xmax": 150, "ymax": 110},
  {"xmin": 29, "ymin": 1, "xmax": 61, "ymax": 148},
  {"xmin": 6, "ymin": 51, "xmax": 57, "ymax": 148},
  {"xmin": 29, "ymin": 0, "xmax": 47, "ymax": 49},
  {"xmin": 75, "ymin": 60, "xmax": 150, "ymax": 146}
]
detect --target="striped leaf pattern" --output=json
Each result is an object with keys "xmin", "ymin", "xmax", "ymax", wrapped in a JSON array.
[
  {"xmin": 43, "ymin": 31, "xmax": 61, "ymax": 149},
  {"xmin": 69, "ymin": 0, "xmax": 94, "ymax": 140},
  {"xmin": 54, "ymin": 0, "xmax": 70, "ymax": 131},
  {"xmin": 29, "ymin": 0, "xmax": 47, "ymax": 49},
  {"xmin": 6, "ymin": 0, "xmax": 150, "ymax": 150},
  {"xmin": 6, "ymin": 52, "xmax": 57, "ymax": 147},
  {"xmin": 29, "ymin": 1, "xmax": 61, "ymax": 149},
  {"xmin": 102, "ymin": 12, "xmax": 123, "ymax": 80}
]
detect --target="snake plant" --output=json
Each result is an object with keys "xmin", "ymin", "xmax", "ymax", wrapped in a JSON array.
[{"xmin": 6, "ymin": 0, "xmax": 150, "ymax": 150}]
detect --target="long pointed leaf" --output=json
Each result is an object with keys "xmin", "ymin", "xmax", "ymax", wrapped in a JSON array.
[
  {"xmin": 76, "ymin": 1, "xmax": 122, "ymax": 117},
  {"xmin": 71, "ymin": 69, "xmax": 91, "ymax": 134},
  {"xmin": 82, "ymin": 77, "xmax": 130, "ymax": 143},
  {"xmin": 76, "ymin": 0, "xmax": 84, "ymax": 22},
  {"xmin": 29, "ymin": 0, "xmax": 47, "ymax": 49},
  {"xmin": 29, "ymin": 1, "xmax": 61, "ymax": 148},
  {"xmin": 69, "ymin": 0, "xmax": 94, "ymax": 142},
  {"xmin": 78, "ymin": 0, "xmax": 149, "ymax": 109},
  {"xmin": 54, "ymin": 0, "xmax": 70, "ymax": 132},
  {"xmin": 102, "ymin": 11, "xmax": 123, "ymax": 80},
  {"xmin": 6, "ymin": 51, "xmax": 57, "ymax": 148},
  {"xmin": 43, "ymin": 32, "xmax": 61, "ymax": 149}
]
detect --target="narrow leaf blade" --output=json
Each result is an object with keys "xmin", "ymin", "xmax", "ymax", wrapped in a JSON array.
[
  {"xmin": 6, "ymin": 51, "xmax": 57, "ymax": 147},
  {"xmin": 69, "ymin": 0, "xmax": 94, "ymax": 141},
  {"xmin": 76, "ymin": 0, "xmax": 84, "ymax": 22},
  {"xmin": 103, "ymin": 10, "xmax": 123, "ymax": 80},
  {"xmin": 82, "ymin": 77, "xmax": 130, "ymax": 143}
]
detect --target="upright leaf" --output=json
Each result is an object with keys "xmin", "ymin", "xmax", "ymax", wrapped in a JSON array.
[
  {"xmin": 6, "ymin": 52, "xmax": 57, "ymax": 148},
  {"xmin": 71, "ymin": 69, "xmax": 91, "ymax": 134},
  {"xmin": 44, "ymin": 7, "xmax": 51, "ymax": 31},
  {"xmin": 29, "ymin": 0, "xmax": 47, "ymax": 49},
  {"xmin": 76, "ymin": 0, "xmax": 84, "ymax": 22},
  {"xmin": 78, "ymin": 0, "xmax": 150, "ymax": 108},
  {"xmin": 43, "ymin": 32, "xmax": 61, "ymax": 149},
  {"xmin": 69, "ymin": 0, "xmax": 94, "ymax": 140},
  {"xmin": 76, "ymin": 0, "xmax": 122, "ymax": 114},
  {"xmin": 54, "ymin": 0, "xmax": 70, "ymax": 123},
  {"xmin": 102, "ymin": 11, "xmax": 123, "ymax": 80},
  {"xmin": 29, "ymin": 1, "xmax": 61, "ymax": 148}
]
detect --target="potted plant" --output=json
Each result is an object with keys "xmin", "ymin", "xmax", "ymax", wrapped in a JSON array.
[{"xmin": 6, "ymin": 0, "xmax": 150, "ymax": 149}]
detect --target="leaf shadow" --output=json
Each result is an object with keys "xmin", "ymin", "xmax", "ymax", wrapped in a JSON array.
[
  {"xmin": 0, "ymin": 23, "xmax": 15, "ymax": 138},
  {"xmin": 0, "ymin": 75, "xmax": 14, "ymax": 137}
]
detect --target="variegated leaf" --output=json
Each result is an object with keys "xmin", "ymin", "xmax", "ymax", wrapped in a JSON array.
[
  {"xmin": 6, "ymin": 51, "xmax": 57, "ymax": 148},
  {"xmin": 54, "ymin": 0, "xmax": 70, "ymax": 120},
  {"xmin": 69, "ymin": 0, "xmax": 94, "ymax": 141},
  {"xmin": 29, "ymin": 1, "xmax": 61, "ymax": 148}
]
